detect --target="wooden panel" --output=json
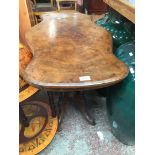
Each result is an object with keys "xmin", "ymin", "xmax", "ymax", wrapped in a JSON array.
[
  {"xmin": 103, "ymin": 0, "xmax": 135, "ymax": 23},
  {"xmin": 19, "ymin": 0, "xmax": 31, "ymax": 45},
  {"xmin": 88, "ymin": 0, "xmax": 108, "ymax": 15}
]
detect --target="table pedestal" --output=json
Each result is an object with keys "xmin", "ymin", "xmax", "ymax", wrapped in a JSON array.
[
  {"xmin": 74, "ymin": 91, "xmax": 96, "ymax": 126},
  {"xmin": 47, "ymin": 91, "xmax": 96, "ymax": 130},
  {"xmin": 47, "ymin": 92, "xmax": 65, "ymax": 130}
]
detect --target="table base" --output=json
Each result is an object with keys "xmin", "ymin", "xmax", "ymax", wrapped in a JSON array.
[{"xmin": 47, "ymin": 91, "xmax": 96, "ymax": 130}]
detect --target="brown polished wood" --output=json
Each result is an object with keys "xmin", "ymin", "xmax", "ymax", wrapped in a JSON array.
[{"xmin": 24, "ymin": 12, "xmax": 128, "ymax": 91}]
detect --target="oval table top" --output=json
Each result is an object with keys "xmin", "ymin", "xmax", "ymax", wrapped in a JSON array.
[{"xmin": 24, "ymin": 12, "xmax": 128, "ymax": 91}]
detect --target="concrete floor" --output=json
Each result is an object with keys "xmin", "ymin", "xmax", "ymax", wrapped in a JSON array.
[{"xmin": 39, "ymin": 91, "xmax": 135, "ymax": 155}]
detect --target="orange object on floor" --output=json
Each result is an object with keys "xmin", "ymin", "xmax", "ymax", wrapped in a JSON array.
[{"xmin": 19, "ymin": 102, "xmax": 58, "ymax": 155}]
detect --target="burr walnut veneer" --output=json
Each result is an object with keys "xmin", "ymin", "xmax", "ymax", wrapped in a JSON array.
[{"xmin": 24, "ymin": 12, "xmax": 128, "ymax": 92}]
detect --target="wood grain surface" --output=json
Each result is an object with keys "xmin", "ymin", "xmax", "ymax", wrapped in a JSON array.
[{"xmin": 24, "ymin": 12, "xmax": 128, "ymax": 91}]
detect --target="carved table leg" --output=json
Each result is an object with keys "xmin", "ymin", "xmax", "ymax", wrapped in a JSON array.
[
  {"xmin": 19, "ymin": 104, "xmax": 29, "ymax": 127},
  {"xmin": 56, "ymin": 92, "xmax": 65, "ymax": 131},
  {"xmin": 47, "ymin": 91, "xmax": 57, "ymax": 117},
  {"xmin": 74, "ymin": 91, "xmax": 96, "ymax": 126},
  {"xmin": 46, "ymin": 91, "xmax": 66, "ymax": 131}
]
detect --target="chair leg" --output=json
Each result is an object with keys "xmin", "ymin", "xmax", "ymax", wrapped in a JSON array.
[
  {"xmin": 75, "ymin": 2, "xmax": 77, "ymax": 11},
  {"xmin": 57, "ymin": 1, "xmax": 60, "ymax": 12},
  {"xmin": 50, "ymin": 0, "xmax": 53, "ymax": 7}
]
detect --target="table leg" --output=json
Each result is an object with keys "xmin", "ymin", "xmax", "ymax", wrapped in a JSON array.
[
  {"xmin": 47, "ymin": 91, "xmax": 57, "ymax": 117},
  {"xmin": 46, "ymin": 91, "xmax": 66, "ymax": 131},
  {"xmin": 74, "ymin": 91, "xmax": 96, "ymax": 126},
  {"xmin": 57, "ymin": 92, "xmax": 65, "ymax": 131},
  {"xmin": 47, "ymin": 90, "xmax": 95, "ymax": 130},
  {"xmin": 19, "ymin": 104, "xmax": 29, "ymax": 127}
]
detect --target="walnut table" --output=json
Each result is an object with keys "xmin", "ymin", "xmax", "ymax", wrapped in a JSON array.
[{"xmin": 24, "ymin": 12, "xmax": 128, "ymax": 127}]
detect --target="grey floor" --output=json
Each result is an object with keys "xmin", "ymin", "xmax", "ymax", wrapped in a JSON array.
[{"xmin": 39, "ymin": 91, "xmax": 135, "ymax": 155}]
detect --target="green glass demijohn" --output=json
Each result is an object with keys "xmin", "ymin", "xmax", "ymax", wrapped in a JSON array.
[
  {"xmin": 106, "ymin": 41, "xmax": 135, "ymax": 145},
  {"xmin": 96, "ymin": 9, "xmax": 135, "ymax": 51}
]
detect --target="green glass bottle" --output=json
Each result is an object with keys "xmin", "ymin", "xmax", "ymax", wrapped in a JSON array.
[
  {"xmin": 96, "ymin": 9, "xmax": 135, "ymax": 51},
  {"xmin": 107, "ymin": 41, "xmax": 135, "ymax": 145}
]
